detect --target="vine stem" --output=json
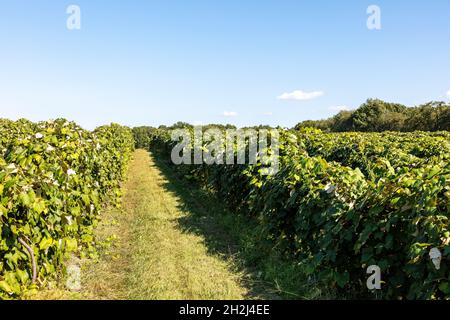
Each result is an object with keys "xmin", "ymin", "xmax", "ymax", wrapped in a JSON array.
[{"xmin": 18, "ymin": 237, "xmax": 37, "ymax": 284}]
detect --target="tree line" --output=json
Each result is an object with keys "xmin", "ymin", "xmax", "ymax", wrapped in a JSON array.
[
  {"xmin": 133, "ymin": 99, "xmax": 450, "ymax": 144},
  {"xmin": 295, "ymin": 99, "xmax": 450, "ymax": 132}
]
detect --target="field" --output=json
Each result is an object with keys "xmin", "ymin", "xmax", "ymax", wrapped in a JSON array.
[{"xmin": 0, "ymin": 120, "xmax": 449, "ymax": 300}]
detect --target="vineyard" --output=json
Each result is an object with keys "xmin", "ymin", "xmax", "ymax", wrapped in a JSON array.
[
  {"xmin": 142, "ymin": 126, "xmax": 450, "ymax": 299},
  {"xmin": 0, "ymin": 119, "xmax": 134, "ymax": 298},
  {"xmin": 0, "ymin": 119, "xmax": 449, "ymax": 300}
]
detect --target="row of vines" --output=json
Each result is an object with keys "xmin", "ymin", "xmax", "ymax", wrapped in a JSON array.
[
  {"xmin": 0, "ymin": 118, "xmax": 134, "ymax": 299},
  {"xmin": 141, "ymin": 127, "xmax": 450, "ymax": 299}
]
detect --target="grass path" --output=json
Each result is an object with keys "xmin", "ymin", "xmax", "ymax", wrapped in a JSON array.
[
  {"xmin": 81, "ymin": 149, "xmax": 248, "ymax": 299},
  {"xmin": 29, "ymin": 149, "xmax": 300, "ymax": 300}
]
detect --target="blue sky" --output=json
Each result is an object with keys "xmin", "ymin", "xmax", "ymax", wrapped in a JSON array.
[{"xmin": 0, "ymin": 0, "xmax": 449, "ymax": 129}]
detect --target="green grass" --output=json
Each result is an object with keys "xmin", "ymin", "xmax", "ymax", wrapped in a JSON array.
[{"xmin": 84, "ymin": 149, "xmax": 250, "ymax": 299}]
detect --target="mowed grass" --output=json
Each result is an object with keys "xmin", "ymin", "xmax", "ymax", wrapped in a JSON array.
[
  {"xmin": 122, "ymin": 149, "xmax": 247, "ymax": 299},
  {"xmin": 82, "ymin": 149, "xmax": 247, "ymax": 299}
]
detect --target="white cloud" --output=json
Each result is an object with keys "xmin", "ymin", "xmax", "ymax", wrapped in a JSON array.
[
  {"xmin": 277, "ymin": 90, "xmax": 324, "ymax": 101},
  {"xmin": 263, "ymin": 112, "xmax": 273, "ymax": 116},
  {"xmin": 329, "ymin": 105, "xmax": 351, "ymax": 112},
  {"xmin": 222, "ymin": 111, "xmax": 237, "ymax": 117},
  {"xmin": 446, "ymin": 90, "xmax": 450, "ymax": 98}
]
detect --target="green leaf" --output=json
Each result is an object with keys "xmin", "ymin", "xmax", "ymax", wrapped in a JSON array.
[
  {"xmin": 0, "ymin": 281, "xmax": 13, "ymax": 294},
  {"xmin": 335, "ymin": 271, "xmax": 350, "ymax": 288},
  {"xmin": 15, "ymin": 269, "xmax": 29, "ymax": 284},
  {"xmin": 32, "ymin": 200, "xmax": 46, "ymax": 214},
  {"xmin": 439, "ymin": 282, "xmax": 450, "ymax": 294},
  {"xmin": 39, "ymin": 237, "xmax": 54, "ymax": 250},
  {"xmin": 65, "ymin": 238, "xmax": 78, "ymax": 252}
]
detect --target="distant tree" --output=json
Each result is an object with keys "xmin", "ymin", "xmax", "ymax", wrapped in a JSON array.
[
  {"xmin": 132, "ymin": 126, "xmax": 156, "ymax": 149},
  {"xmin": 203, "ymin": 124, "xmax": 237, "ymax": 130},
  {"xmin": 295, "ymin": 119, "xmax": 332, "ymax": 131},
  {"xmin": 242, "ymin": 124, "xmax": 274, "ymax": 130},
  {"xmin": 351, "ymin": 99, "xmax": 408, "ymax": 131},
  {"xmin": 438, "ymin": 106, "xmax": 450, "ymax": 131},
  {"xmin": 377, "ymin": 112, "xmax": 409, "ymax": 131},
  {"xmin": 169, "ymin": 121, "xmax": 193, "ymax": 129},
  {"xmin": 331, "ymin": 111, "xmax": 353, "ymax": 132},
  {"xmin": 405, "ymin": 102, "xmax": 446, "ymax": 131},
  {"xmin": 293, "ymin": 99, "xmax": 450, "ymax": 132}
]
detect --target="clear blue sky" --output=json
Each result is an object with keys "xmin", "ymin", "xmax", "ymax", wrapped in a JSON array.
[{"xmin": 1, "ymin": 0, "xmax": 449, "ymax": 129}]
